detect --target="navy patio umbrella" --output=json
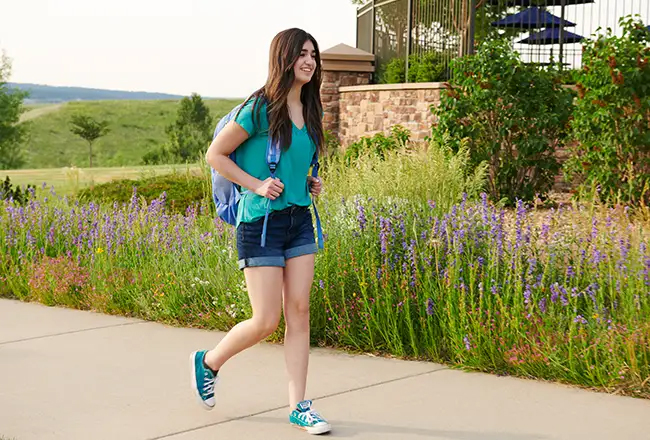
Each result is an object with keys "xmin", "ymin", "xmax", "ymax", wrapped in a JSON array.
[
  {"xmin": 490, "ymin": 6, "xmax": 576, "ymax": 29},
  {"xmin": 518, "ymin": 27, "xmax": 584, "ymax": 44},
  {"xmin": 488, "ymin": 0, "xmax": 593, "ymax": 5}
]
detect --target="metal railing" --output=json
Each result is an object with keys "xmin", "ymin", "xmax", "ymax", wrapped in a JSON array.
[{"xmin": 357, "ymin": 0, "xmax": 650, "ymax": 83}]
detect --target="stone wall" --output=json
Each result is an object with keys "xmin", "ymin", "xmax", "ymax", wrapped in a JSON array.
[
  {"xmin": 337, "ymin": 83, "xmax": 443, "ymax": 146},
  {"xmin": 321, "ymin": 71, "xmax": 372, "ymax": 140}
]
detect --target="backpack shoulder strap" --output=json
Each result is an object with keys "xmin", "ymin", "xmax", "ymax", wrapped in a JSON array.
[{"xmin": 310, "ymin": 147, "xmax": 324, "ymax": 250}]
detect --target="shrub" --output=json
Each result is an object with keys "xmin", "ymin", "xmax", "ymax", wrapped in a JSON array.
[
  {"xmin": 431, "ymin": 38, "xmax": 575, "ymax": 205},
  {"xmin": 0, "ymin": 176, "xmax": 34, "ymax": 205},
  {"xmin": 408, "ymin": 52, "xmax": 447, "ymax": 83},
  {"xmin": 564, "ymin": 16, "xmax": 650, "ymax": 205},
  {"xmin": 343, "ymin": 125, "xmax": 411, "ymax": 164},
  {"xmin": 77, "ymin": 172, "xmax": 209, "ymax": 214},
  {"xmin": 380, "ymin": 52, "xmax": 448, "ymax": 84}
]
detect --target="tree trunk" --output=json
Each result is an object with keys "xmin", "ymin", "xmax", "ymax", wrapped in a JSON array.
[{"xmin": 88, "ymin": 141, "xmax": 93, "ymax": 169}]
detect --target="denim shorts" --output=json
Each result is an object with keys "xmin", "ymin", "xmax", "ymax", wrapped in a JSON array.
[{"xmin": 236, "ymin": 205, "xmax": 318, "ymax": 269}]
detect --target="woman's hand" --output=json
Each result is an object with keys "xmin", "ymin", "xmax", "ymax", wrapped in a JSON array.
[
  {"xmin": 255, "ymin": 177, "xmax": 284, "ymax": 200},
  {"xmin": 307, "ymin": 176, "xmax": 322, "ymax": 197}
]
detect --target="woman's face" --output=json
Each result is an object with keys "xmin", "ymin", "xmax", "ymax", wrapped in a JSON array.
[{"xmin": 293, "ymin": 39, "xmax": 317, "ymax": 86}]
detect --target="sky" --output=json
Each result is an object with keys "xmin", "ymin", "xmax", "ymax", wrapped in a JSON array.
[
  {"xmin": 0, "ymin": 0, "xmax": 359, "ymax": 98},
  {"xmin": 1, "ymin": 0, "xmax": 648, "ymax": 98}
]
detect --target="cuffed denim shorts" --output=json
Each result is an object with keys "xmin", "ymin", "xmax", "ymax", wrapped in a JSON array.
[{"xmin": 236, "ymin": 205, "xmax": 318, "ymax": 270}]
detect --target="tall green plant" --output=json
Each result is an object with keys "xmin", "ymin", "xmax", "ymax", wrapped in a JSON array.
[
  {"xmin": 564, "ymin": 16, "xmax": 650, "ymax": 205},
  {"xmin": 431, "ymin": 38, "xmax": 574, "ymax": 205},
  {"xmin": 325, "ymin": 132, "xmax": 486, "ymax": 211}
]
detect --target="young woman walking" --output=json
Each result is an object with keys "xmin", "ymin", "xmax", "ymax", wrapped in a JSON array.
[{"xmin": 190, "ymin": 27, "xmax": 330, "ymax": 435}]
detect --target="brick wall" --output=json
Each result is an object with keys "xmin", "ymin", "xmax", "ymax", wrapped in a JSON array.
[
  {"xmin": 321, "ymin": 71, "xmax": 372, "ymax": 140},
  {"xmin": 337, "ymin": 83, "xmax": 442, "ymax": 146}
]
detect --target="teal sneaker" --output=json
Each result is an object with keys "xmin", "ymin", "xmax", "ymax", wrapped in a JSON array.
[
  {"xmin": 189, "ymin": 350, "xmax": 218, "ymax": 410},
  {"xmin": 289, "ymin": 400, "xmax": 331, "ymax": 435}
]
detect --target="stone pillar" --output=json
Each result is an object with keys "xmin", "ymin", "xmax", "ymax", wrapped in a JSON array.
[{"xmin": 320, "ymin": 43, "xmax": 374, "ymax": 141}]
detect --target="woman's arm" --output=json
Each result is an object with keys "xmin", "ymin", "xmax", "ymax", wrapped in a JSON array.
[{"xmin": 205, "ymin": 121, "xmax": 284, "ymax": 200}]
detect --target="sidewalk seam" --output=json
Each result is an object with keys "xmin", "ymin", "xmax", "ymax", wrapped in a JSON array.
[
  {"xmin": 0, "ymin": 321, "xmax": 146, "ymax": 346},
  {"xmin": 148, "ymin": 368, "xmax": 445, "ymax": 440}
]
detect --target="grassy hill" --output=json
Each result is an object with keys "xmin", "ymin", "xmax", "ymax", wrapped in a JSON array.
[{"xmin": 20, "ymin": 98, "xmax": 242, "ymax": 169}]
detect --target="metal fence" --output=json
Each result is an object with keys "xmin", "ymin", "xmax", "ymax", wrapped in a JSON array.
[{"xmin": 357, "ymin": 0, "xmax": 650, "ymax": 83}]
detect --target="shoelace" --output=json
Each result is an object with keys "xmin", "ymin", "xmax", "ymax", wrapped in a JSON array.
[
  {"xmin": 299, "ymin": 409, "xmax": 325, "ymax": 425},
  {"xmin": 202, "ymin": 372, "xmax": 216, "ymax": 396}
]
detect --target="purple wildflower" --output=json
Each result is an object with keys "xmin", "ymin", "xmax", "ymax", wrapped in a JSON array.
[
  {"xmin": 524, "ymin": 284, "xmax": 531, "ymax": 305},
  {"xmin": 379, "ymin": 217, "xmax": 390, "ymax": 255},
  {"xmin": 356, "ymin": 200, "xmax": 367, "ymax": 231},
  {"xmin": 463, "ymin": 335, "xmax": 471, "ymax": 351},
  {"xmin": 574, "ymin": 315, "xmax": 588, "ymax": 325},
  {"xmin": 538, "ymin": 298, "xmax": 547, "ymax": 313},
  {"xmin": 426, "ymin": 298, "xmax": 434, "ymax": 316},
  {"xmin": 567, "ymin": 266, "xmax": 575, "ymax": 279}
]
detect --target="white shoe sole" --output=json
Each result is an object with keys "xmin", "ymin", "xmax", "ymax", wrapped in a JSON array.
[
  {"xmin": 292, "ymin": 422, "xmax": 332, "ymax": 435},
  {"xmin": 189, "ymin": 351, "xmax": 215, "ymax": 411}
]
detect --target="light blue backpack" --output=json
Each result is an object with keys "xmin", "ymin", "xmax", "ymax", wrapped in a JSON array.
[{"xmin": 209, "ymin": 99, "xmax": 324, "ymax": 249}]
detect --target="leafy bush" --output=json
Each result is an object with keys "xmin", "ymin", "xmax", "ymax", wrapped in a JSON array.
[
  {"xmin": 431, "ymin": 38, "xmax": 575, "ymax": 205},
  {"xmin": 564, "ymin": 16, "xmax": 650, "ymax": 205},
  {"xmin": 77, "ymin": 172, "xmax": 209, "ymax": 214},
  {"xmin": 380, "ymin": 52, "xmax": 448, "ymax": 84},
  {"xmin": 0, "ymin": 176, "xmax": 34, "ymax": 205},
  {"xmin": 382, "ymin": 57, "xmax": 408, "ymax": 84},
  {"xmin": 343, "ymin": 125, "xmax": 411, "ymax": 164},
  {"xmin": 408, "ymin": 52, "xmax": 447, "ymax": 83}
]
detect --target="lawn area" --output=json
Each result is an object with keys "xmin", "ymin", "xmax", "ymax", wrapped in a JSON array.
[
  {"xmin": 19, "ymin": 98, "xmax": 241, "ymax": 169},
  {"xmin": 2, "ymin": 163, "xmax": 202, "ymax": 196}
]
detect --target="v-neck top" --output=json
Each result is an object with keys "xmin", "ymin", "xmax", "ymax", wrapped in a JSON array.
[{"xmin": 232, "ymin": 97, "xmax": 316, "ymax": 226}]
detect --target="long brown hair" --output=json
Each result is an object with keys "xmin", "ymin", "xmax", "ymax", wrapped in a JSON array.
[{"xmin": 243, "ymin": 28, "xmax": 324, "ymax": 155}]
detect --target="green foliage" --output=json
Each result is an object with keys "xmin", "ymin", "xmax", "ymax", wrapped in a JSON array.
[
  {"xmin": 69, "ymin": 114, "xmax": 110, "ymax": 169},
  {"xmin": 0, "ymin": 176, "xmax": 34, "ymax": 205},
  {"xmin": 77, "ymin": 172, "xmax": 209, "ymax": 214},
  {"xmin": 3, "ymin": 171, "xmax": 650, "ymax": 397},
  {"xmin": 431, "ymin": 38, "xmax": 575, "ymax": 205},
  {"xmin": 564, "ymin": 16, "xmax": 650, "ymax": 205},
  {"xmin": 17, "ymin": 99, "xmax": 239, "ymax": 169},
  {"xmin": 382, "ymin": 57, "xmax": 408, "ymax": 84},
  {"xmin": 343, "ymin": 125, "xmax": 411, "ymax": 164},
  {"xmin": 325, "ymin": 134, "xmax": 487, "ymax": 211},
  {"xmin": 144, "ymin": 93, "xmax": 214, "ymax": 165},
  {"xmin": 380, "ymin": 52, "xmax": 448, "ymax": 84},
  {"xmin": 0, "ymin": 51, "xmax": 27, "ymax": 170}
]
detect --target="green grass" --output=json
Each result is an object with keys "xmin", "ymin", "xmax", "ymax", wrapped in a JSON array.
[
  {"xmin": 2, "ymin": 164, "xmax": 202, "ymax": 196},
  {"xmin": 19, "ymin": 98, "xmax": 241, "ymax": 169}
]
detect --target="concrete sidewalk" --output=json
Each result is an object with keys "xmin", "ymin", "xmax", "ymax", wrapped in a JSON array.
[{"xmin": 0, "ymin": 299, "xmax": 648, "ymax": 440}]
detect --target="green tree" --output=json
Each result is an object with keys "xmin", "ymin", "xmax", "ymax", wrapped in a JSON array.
[
  {"xmin": 166, "ymin": 93, "xmax": 214, "ymax": 163},
  {"xmin": 564, "ymin": 16, "xmax": 650, "ymax": 205},
  {"xmin": 431, "ymin": 38, "xmax": 574, "ymax": 204},
  {"xmin": 145, "ymin": 93, "xmax": 213, "ymax": 165},
  {"xmin": 0, "ymin": 50, "xmax": 28, "ymax": 170},
  {"xmin": 69, "ymin": 114, "xmax": 110, "ymax": 168}
]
